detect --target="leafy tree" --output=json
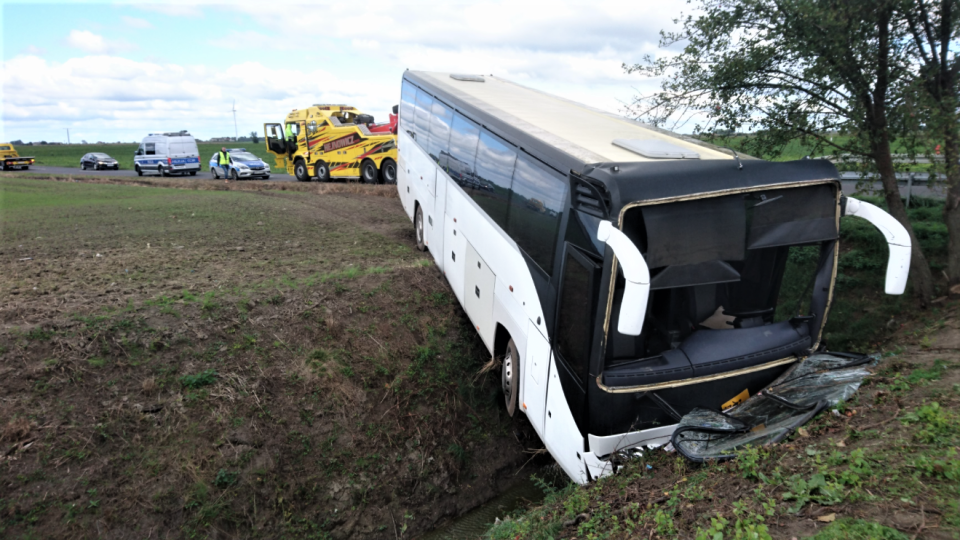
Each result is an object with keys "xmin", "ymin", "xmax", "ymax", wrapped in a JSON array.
[
  {"xmin": 250, "ymin": 130, "xmax": 260, "ymax": 144},
  {"xmin": 626, "ymin": 0, "xmax": 936, "ymax": 302},
  {"xmin": 899, "ymin": 0, "xmax": 960, "ymax": 284}
]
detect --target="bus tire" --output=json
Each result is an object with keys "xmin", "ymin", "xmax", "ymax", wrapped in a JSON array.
[
  {"xmin": 314, "ymin": 161, "xmax": 330, "ymax": 182},
  {"xmin": 503, "ymin": 339, "xmax": 520, "ymax": 417},
  {"xmin": 361, "ymin": 160, "xmax": 378, "ymax": 184},
  {"xmin": 414, "ymin": 204, "xmax": 426, "ymax": 252},
  {"xmin": 294, "ymin": 159, "xmax": 309, "ymax": 182},
  {"xmin": 380, "ymin": 158, "xmax": 397, "ymax": 185}
]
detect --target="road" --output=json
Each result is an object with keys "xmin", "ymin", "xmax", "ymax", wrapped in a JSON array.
[{"xmin": 22, "ymin": 165, "xmax": 298, "ymax": 182}]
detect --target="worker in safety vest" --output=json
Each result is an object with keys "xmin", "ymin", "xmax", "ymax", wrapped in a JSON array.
[
  {"xmin": 284, "ymin": 123, "xmax": 296, "ymax": 158},
  {"xmin": 218, "ymin": 147, "xmax": 231, "ymax": 178}
]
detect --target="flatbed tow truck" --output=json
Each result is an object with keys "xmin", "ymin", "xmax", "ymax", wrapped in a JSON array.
[
  {"xmin": 0, "ymin": 143, "xmax": 35, "ymax": 170},
  {"xmin": 264, "ymin": 104, "xmax": 398, "ymax": 183}
]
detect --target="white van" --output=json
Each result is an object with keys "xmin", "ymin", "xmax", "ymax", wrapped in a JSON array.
[{"xmin": 134, "ymin": 131, "xmax": 201, "ymax": 176}]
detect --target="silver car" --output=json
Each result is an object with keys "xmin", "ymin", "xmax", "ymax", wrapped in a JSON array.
[{"xmin": 209, "ymin": 149, "xmax": 271, "ymax": 180}]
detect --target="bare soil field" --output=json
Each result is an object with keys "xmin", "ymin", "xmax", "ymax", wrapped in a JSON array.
[{"xmin": 0, "ymin": 174, "xmax": 539, "ymax": 539}]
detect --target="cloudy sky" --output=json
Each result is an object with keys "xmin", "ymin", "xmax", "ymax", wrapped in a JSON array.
[{"xmin": 1, "ymin": 1, "xmax": 688, "ymax": 143}]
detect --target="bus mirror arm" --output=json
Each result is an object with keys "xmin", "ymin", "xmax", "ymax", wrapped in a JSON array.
[
  {"xmin": 843, "ymin": 197, "xmax": 911, "ymax": 295},
  {"xmin": 597, "ymin": 221, "xmax": 650, "ymax": 336}
]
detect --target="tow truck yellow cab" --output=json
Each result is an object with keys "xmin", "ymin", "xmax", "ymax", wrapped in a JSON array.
[
  {"xmin": 0, "ymin": 144, "xmax": 35, "ymax": 171},
  {"xmin": 263, "ymin": 105, "xmax": 398, "ymax": 184}
]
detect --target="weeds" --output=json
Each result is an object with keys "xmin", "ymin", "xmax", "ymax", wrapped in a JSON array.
[{"xmin": 179, "ymin": 370, "xmax": 218, "ymax": 389}]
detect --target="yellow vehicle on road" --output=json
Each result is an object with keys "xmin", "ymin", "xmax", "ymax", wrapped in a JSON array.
[
  {"xmin": 1, "ymin": 143, "xmax": 35, "ymax": 171},
  {"xmin": 264, "ymin": 104, "xmax": 398, "ymax": 183}
]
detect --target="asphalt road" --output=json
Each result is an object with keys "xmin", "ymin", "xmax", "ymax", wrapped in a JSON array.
[{"xmin": 21, "ymin": 165, "xmax": 297, "ymax": 182}]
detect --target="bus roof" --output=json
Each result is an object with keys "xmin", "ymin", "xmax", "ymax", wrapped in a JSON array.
[{"xmin": 408, "ymin": 71, "xmax": 735, "ymax": 164}]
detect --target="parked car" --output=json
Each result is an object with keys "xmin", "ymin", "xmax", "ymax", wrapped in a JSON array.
[
  {"xmin": 209, "ymin": 148, "xmax": 271, "ymax": 180},
  {"xmin": 134, "ymin": 131, "xmax": 201, "ymax": 176},
  {"xmin": 80, "ymin": 152, "xmax": 119, "ymax": 170}
]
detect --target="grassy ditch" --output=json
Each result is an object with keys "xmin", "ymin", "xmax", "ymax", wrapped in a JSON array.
[
  {"xmin": 487, "ymin": 347, "xmax": 960, "ymax": 539},
  {"xmin": 0, "ymin": 176, "xmax": 533, "ymax": 539}
]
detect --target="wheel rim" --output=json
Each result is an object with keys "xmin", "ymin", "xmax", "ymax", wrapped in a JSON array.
[
  {"xmin": 502, "ymin": 344, "xmax": 518, "ymax": 415},
  {"xmin": 317, "ymin": 164, "xmax": 328, "ymax": 180},
  {"xmin": 297, "ymin": 164, "xmax": 306, "ymax": 180},
  {"xmin": 364, "ymin": 163, "xmax": 376, "ymax": 182}
]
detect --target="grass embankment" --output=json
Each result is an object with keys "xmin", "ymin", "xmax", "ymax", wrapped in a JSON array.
[
  {"xmin": 485, "ymin": 195, "xmax": 958, "ymax": 539},
  {"xmin": 20, "ymin": 142, "xmax": 279, "ymax": 171},
  {"xmin": 0, "ymin": 176, "xmax": 529, "ymax": 539}
]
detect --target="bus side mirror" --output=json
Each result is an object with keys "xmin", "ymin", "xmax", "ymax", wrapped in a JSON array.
[
  {"xmin": 843, "ymin": 197, "xmax": 911, "ymax": 294},
  {"xmin": 597, "ymin": 220, "xmax": 650, "ymax": 336}
]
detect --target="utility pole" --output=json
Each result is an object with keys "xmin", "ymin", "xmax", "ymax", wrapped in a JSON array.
[
  {"xmin": 231, "ymin": 100, "xmax": 238, "ymax": 141},
  {"xmin": 66, "ymin": 128, "xmax": 70, "ymax": 144}
]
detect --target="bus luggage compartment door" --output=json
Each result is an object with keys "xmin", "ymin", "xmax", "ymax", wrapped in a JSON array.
[{"xmin": 464, "ymin": 242, "xmax": 496, "ymax": 350}]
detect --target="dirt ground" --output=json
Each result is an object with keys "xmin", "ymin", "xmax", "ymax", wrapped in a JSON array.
[{"xmin": 0, "ymin": 174, "xmax": 542, "ymax": 539}]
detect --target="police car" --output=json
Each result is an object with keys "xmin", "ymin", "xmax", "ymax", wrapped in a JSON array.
[
  {"xmin": 209, "ymin": 148, "xmax": 271, "ymax": 180},
  {"xmin": 134, "ymin": 131, "xmax": 201, "ymax": 176}
]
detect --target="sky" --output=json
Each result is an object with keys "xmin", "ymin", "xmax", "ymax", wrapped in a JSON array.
[{"xmin": 0, "ymin": 1, "xmax": 689, "ymax": 143}]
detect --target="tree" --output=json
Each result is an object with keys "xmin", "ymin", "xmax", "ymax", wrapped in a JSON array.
[
  {"xmin": 250, "ymin": 131, "xmax": 260, "ymax": 144},
  {"xmin": 626, "ymin": 0, "xmax": 936, "ymax": 303},
  {"xmin": 899, "ymin": 0, "xmax": 960, "ymax": 284}
]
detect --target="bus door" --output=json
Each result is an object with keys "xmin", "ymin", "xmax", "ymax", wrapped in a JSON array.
[{"xmin": 549, "ymin": 245, "xmax": 601, "ymax": 440}]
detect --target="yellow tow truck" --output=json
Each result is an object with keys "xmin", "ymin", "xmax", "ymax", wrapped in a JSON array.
[
  {"xmin": 264, "ymin": 104, "xmax": 398, "ymax": 183},
  {"xmin": 1, "ymin": 143, "xmax": 35, "ymax": 171}
]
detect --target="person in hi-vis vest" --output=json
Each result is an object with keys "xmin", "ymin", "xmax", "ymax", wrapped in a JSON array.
[{"xmin": 218, "ymin": 147, "xmax": 231, "ymax": 178}]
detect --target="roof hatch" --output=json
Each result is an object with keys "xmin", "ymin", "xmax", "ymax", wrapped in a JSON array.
[
  {"xmin": 450, "ymin": 74, "xmax": 485, "ymax": 82},
  {"xmin": 613, "ymin": 139, "xmax": 700, "ymax": 159}
]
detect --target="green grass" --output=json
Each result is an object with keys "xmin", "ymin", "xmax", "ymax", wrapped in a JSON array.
[{"xmin": 14, "ymin": 142, "xmax": 278, "ymax": 171}]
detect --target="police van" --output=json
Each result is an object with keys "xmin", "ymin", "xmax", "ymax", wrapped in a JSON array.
[{"xmin": 134, "ymin": 131, "xmax": 201, "ymax": 176}]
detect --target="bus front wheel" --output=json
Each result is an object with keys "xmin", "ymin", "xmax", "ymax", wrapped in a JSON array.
[
  {"xmin": 503, "ymin": 339, "xmax": 520, "ymax": 417},
  {"xmin": 414, "ymin": 205, "xmax": 426, "ymax": 252}
]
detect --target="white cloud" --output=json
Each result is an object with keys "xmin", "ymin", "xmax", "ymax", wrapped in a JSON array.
[
  {"xmin": 120, "ymin": 16, "xmax": 153, "ymax": 29},
  {"xmin": 63, "ymin": 30, "xmax": 136, "ymax": 54},
  {"xmin": 1, "ymin": 55, "xmax": 396, "ymax": 142},
  {"xmin": 20, "ymin": 45, "xmax": 47, "ymax": 56}
]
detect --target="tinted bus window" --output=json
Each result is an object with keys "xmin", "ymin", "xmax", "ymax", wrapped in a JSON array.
[
  {"xmin": 400, "ymin": 80, "xmax": 417, "ymax": 134},
  {"xmin": 414, "ymin": 91, "xmax": 434, "ymax": 150},
  {"xmin": 506, "ymin": 156, "xmax": 567, "ymax": 275},
  {"xmin": 471, "ymin": 130, "xmax": 517, "ymax": 227},
  {"xmin": 428, "ymin": 99, "xmax": 454, "ymax": 163},
  {"xmin": 445, "ymin": 113, "xmax": 480, "ymax": 189},
  {"xmin": 555, "ymin": 249, "xmax": 599, "ymax": 380}
]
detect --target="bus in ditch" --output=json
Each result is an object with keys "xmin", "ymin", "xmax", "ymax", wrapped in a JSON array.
[{"xmin": 396, "ymin": 71, "xmax": 911, "ymax": 483}]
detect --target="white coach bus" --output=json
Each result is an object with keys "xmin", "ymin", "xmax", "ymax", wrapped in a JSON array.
[{"xmin": 396, "ymin": 71, "xmax": 911, "ymax": 483}]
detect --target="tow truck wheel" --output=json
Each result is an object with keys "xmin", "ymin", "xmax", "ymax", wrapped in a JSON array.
[
  {"xmin": 502, "ymin": 339, "xmax": 520, "ymax": 417},
  {"xmin": 211, "ymin": 167, "xmax": 219, "ymax": 179},
  {"xmin": 314, "ymin": 161, "xmax": 330, "ymax": 182},
  {"xmin": 380, "ymin": 159, "xmax": 397, "ymax": 185},
  {"xmin": 414, "ymin": 205, "xmax": 426, "ymax": 252},
  {"xmin": 361, "ymin": 160, "xmax": 378, "ymax": 184},
  {"xmin": 294, "ymin": 160, "xmax": 309, "ymax": 182}
]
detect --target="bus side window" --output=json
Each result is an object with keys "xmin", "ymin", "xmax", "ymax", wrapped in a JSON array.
[
  {"xmin": 506, "ymin": 155, "xmax": 568, "ymax": 275},
  {"xmin": 428, "ymin": 98, "xmax": 454, "ymax": 164},
  {"xmin": 446, "ymin": 113, "xmax": 480, "ymax": 188},
  {"xmin": 472, "ymin": 130, "xmax": 517, "ymax": 227},
  {"xmin": 555, "ymin": 247, "xmax": 601, "ymax": 381},
  {"xmin": 414, "ymin": 91, "xmax": 434, "ymax": 151},
  {"xmin": 400, "ymin": 80, "xmax": 418, "ymax": 136}
]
